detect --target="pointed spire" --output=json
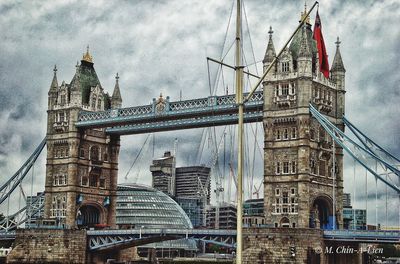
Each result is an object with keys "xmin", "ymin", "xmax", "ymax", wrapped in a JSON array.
[
  {"xmin": 298, "ymin": 25, "xmax": 311, "ymax": 57},
  {"xmin": 82, "ymin": 45, "xmax": 93, "ymax": 63},
  {"xmin": 300, "ymin": 1, "xmax": 311, "ymax": 24},
  {"xmin": 111, "ymin": 73, "xmax": 122, "ymax": 108},
  {"xmin": 263, "ymin": 26, "xmax": 276, "ymax": 63},
  {"xmin": 49, "ymin": 64, "xmax": 58, "ymax": 91},
  {"xmin": 331, "ymin": 37, "xmax": 346, "ymax": 72}
]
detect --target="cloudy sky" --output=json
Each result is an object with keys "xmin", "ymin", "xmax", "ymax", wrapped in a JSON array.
[{"xmin": 0, "ymin": 0, "xmax": 399, "ymax": 226}]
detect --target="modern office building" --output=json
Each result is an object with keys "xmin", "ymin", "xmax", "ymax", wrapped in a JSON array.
[
  {"xmin": 343, "ymin": 193, "xmax": 351, "ymax": 208},
  {"xmin": 243, "ymin": 198, "xmax": 265, "ymax": 227},
  {"xmin": 206, "ymin": 203, "xmax": 236, "ymax": 229},
  {"xmin": 150, "ymin": 152, "xmax": 211, "ymax": 228},
  {"xmin": 341, "ymin": 193, "xmax": 367, "ymax": 230}
]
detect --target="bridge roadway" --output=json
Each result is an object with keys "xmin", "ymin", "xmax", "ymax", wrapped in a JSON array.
[
  {"xmin": 1, "ymin": 229, "xmax": 398, "ymax": 251},
  {"xmin": 75, "ymin": 91, "xmax": 264, "ymax": 134}
]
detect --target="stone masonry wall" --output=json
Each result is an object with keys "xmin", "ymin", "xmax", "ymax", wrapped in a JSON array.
[
  {"xmin": 242, "ymin": 227, "xmax": 325, "ymax": 264},
  {"xmin": 7, "ymin": 229, "xmax": 87, "ymax": 264}
]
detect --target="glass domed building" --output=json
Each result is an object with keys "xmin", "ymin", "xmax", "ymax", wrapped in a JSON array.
[{"xmin": 116, "ymin": 184, "xmax": 197, "ymax": 256}]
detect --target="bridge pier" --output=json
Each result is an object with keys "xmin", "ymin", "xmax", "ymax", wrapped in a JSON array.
[
  {"xmin": 6, "ymin": 229, "xmax": 140, "ymax": 264},
  {"xmin": 242, "ymin": 228, "xmax": 366, "ymax": 264}
]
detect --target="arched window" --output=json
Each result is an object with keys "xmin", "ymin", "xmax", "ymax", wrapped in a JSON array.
[{"xmin": 90, "ymin": 146, "xmax": 99, "ymax": 161}]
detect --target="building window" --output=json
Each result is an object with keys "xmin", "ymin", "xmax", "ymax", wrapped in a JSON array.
[
  {"xmin": 89, "ymin": 174, "xmax": 97, "ymax": 187},
  {"xmin": 59, "ymin": 112, "xmax": 65, "ymax": 122},
  {"xmin": 276, "ymin": 130, "xmax": 281, "ymax": 140},
  {"xmin": 90, "ymin": 146, "xmax": 100, "ymax": 161},
  {"xmin": 275, "ymin": 188, "xmax": 280, "ymax": 196},
  {"xmin": 282, "ymin": 62, "xmax": 289, "ymax": 72},
  {"xmin": 282, "ymin": 83, "xmax": 289, "ymax": 95},
  {"xmin": 283, "ymin": 162, "xmax": 289, "ymax": 174},
  {"xmin": 292, "ymin": 223, "xmax": 296, "ymax": 228},
  {"xmin": 291, "ymin": 161, "xmax": 296, "ymax": 174},
  {"xmin": 275, "ymin": 85, "xmax": 279, "ymax": 96},
  {"xmin": 99, "ymin": 178, "xmax": 106, "ymax": 188},
  {"xmin": 291, "ymin": 128, "xmax": 297, "ymax": 139},
  {"xmin": 310, "ymin": 159, "xmax": 316, "ymax": 174},
  {"xmin": 291, "ymin": 188, "xmax": 295, "ymax": 195},
  {"xmin": 91, "ymin": 96, "xmax": 96, "ymax": 109},
  {"xmin": 97, "ymin": 99, "xmax": 101, "ymax": 109},
  {"xmin": 290, "ymin": 83, "xmax": 296, "ymax": 94},
  {"xmin": 291, "ymin": 197, "xmax": 296, "ymax": 203},
  {"xmin": 60, "ymin": 95, "xmax": 66, "ymax": 105},
  {"xmin": 283, "ymin": 128, "xmax": 288, "ymax": 139},
  {"xmin": 276, "ymin": 162, "xmax": 281, "ymax": 174},
  {"xmin": 310, "ymin": 129, "xmax": 315, "ymax": 140},
  {"xmin": 82, "ymin": 177, "xmax": 88, "ymax": 186},
  {"xmin": 79, "ymin": 148, "xmax": 85, "ymax": 158},
  {"xmin": 274, "ymin": 223, "xmax": 278, "ymax": 228},
  {"xmin": 282, "ymin": 192, "xmax": 288, "ymax": 204},
  {"xmin": 276, "ymin": 198, "xmax": 280, "ymax": 204}
]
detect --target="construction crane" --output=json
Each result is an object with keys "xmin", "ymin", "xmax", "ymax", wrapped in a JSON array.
[{"xmin": 252, "ymin": 180, "xmax": 263, "ymax": 199}]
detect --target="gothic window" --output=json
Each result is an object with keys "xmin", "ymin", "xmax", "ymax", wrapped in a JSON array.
[
  {"xmin": 79, "ymin": 148, "xmax": 85, "ymax": 158},
  {"xmin": 291, "ymin": 188, "xmax": 295, "ymax": 195},
  {"xmin": 53, "ymin": 175, "xmax": 59, "ymax": 186},
  {"xmin": 89, "ymin": 174, "xmax": 98, "ymax": 187},
  {"xmin": 61, "ymin": 95, "xmax": 66, "ymax": 105},
  {"xmin": 82, "ymin": 176, "xmax": 88, "ymax": 186},
  {"xmin": 59, "ymin": 112, "xmax": 65, "ymax": 122},
  {"xmin": 310, "ymin": 159, "xmax": 317, "ymax": 174},
  {"xmin": 282, "ymin": 191, "xmax": 288, "ymax": 204},
  {"xmin": 99, "ymin": 178, "xmax": 106, "ymax": 188},
  {"xmin": 90, "ymin": 146, "xmax": 100, "ymax": 161},
  {"xmin": 283, "ymin": 162, "xmax": 289, "ymax": 174},
  {"xmin": 291, "ymin": 161, "xmax": 297, "ymax": 173},
  {"xmin": 276, "ymin": 162, "xmax": 281, "ymax": 174},
  {"xmin": 282, "ymin": 207, "xmax": 288, "ymax": 213},
  {"xmin": 276, "ymin": 130, "xmax": 281, "ymax": 140},
  {"xmin": 291, "ymin": 197, "xmax": 296, "ymax": 203},
  {"xmin": 275, "ymin": 188, "xmax": 280, "ymax": 196},
  {"xmin": 282, "ymin": 84, "xmax": 289, "ymax": 95},
  {"xmin": 283, "ymin": 128, "xmax": 288, "ymax": 139},
  {"xmin": 104, "ymin": 152, "xmax": 108, "ymax": 162},
  {"xmin": 276, "ymin": 198, "xmax": 280, "ymax": 204},
  {"xmin": 91, "ymin": 96, "xmax": 96, "ymax": 109},
  {"xmin": 61, "ymin": 149, "xmax": 65, "ymax": 157},
  {"xmin": 50, "ymin": 195, "xmax": 66, "ymax": 218},
  {"xmin": 274, "ymin": 223, "xmax": 279, "ymax": 227},
  {"xmin": 319, "ymin": 160, "xmax": 326, "ymax": 176},
  {"xmin": 291, "ymin": 128, "xmax": 297, "ymax": 139},
  {"xmin": 292, "ymin": 223, "xmax": 296, "ymax": 228},
  {"xmin": 282, "ymin": 61, "xmax": 289, "ymax": 72},
  {"xmin": 97, "ymin": 99, "xmax": 102, "ymax": 110},
  {"xmin": 275, "ymin": 85, "xmax": 279, "ymax": 96},
  {"xmin": 290, "ymin": 83, "xmax": 296, "ymax": 94}
]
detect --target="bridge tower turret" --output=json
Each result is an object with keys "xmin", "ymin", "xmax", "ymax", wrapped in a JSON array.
[
  {"xmin": 262, "ymin": 9, "xmax": 344, "ymax": 230},
  {"xmin": 44, "ymin": 47, "xmax": 121, "ymax": 229}
]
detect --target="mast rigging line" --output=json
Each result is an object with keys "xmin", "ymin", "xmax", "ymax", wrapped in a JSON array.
[
  {"xmin": 243, "ymin": 1, "xmax": 319, "ymax": 104},
  {"xmin": 124, "ymin": 134, "xmax": 152, "ymax": 181}
]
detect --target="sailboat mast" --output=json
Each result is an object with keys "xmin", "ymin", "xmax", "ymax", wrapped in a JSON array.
[{"xmin": 235, "ymin": 0, "xmax": 244, "ymax": 262}]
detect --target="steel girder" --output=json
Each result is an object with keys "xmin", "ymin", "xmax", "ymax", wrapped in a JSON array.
[
  {"xmin": 323, "ymin": 230, "xmax": 400, "ymax": 244},
  {"xmin": 87, "ymin": 228, "xmax": 237, "ymax": 251},
  {"xmin": 309, "ymin": 104, "xmax": 400, "ymax": 194},
  {"xmin": 0, "ymin": 138, "xmax": 46, "ymax": 205}
]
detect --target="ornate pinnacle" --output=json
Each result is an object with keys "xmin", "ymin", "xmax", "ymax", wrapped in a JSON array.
[
  {"xmin": 335, "ymin": 36, "xmax": 341, "ymax": 48},
  {"xmin": 268, "ymin": 26, "xmax": 273, "ymax": 39}
]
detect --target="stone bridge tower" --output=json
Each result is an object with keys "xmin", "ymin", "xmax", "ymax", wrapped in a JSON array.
[
  {"xmin": 262, "ymin": 11, "xmax": 346, "ymax": 229},
  {"xmin": 44, "ymin": 48, "xmax": 122, "ymax": 228}
]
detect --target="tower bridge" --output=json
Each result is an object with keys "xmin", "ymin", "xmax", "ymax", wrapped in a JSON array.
[{"xmin": 0, "ymin": 2, "xmax": 399, "ymax": 264}]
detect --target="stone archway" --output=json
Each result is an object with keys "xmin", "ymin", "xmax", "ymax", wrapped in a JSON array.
[
  {"xmin": 311, "ymin": 195, "xmax": 333, "ymax": 229},
  {"xmin": 279, "ymin": 217, "xmax": 290, "ymax": 228},
  {"xmin": 77, "ymin": 202, "xmax": 105, "ymax": 228}
]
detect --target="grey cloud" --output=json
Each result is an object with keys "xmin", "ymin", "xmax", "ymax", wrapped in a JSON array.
[{"xmin": 0, "ymin": 0, "xmax": 399, "ymax": 225}]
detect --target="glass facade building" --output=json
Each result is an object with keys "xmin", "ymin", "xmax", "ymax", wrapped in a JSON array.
[{"xmin": 116, "ymin": 184, "xmax": 197, "ymax": 253}]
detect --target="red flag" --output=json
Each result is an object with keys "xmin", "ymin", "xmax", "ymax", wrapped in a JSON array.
[{"xmin": 313, "ymin": 11, "xmax": 329, "ymax": 78}]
